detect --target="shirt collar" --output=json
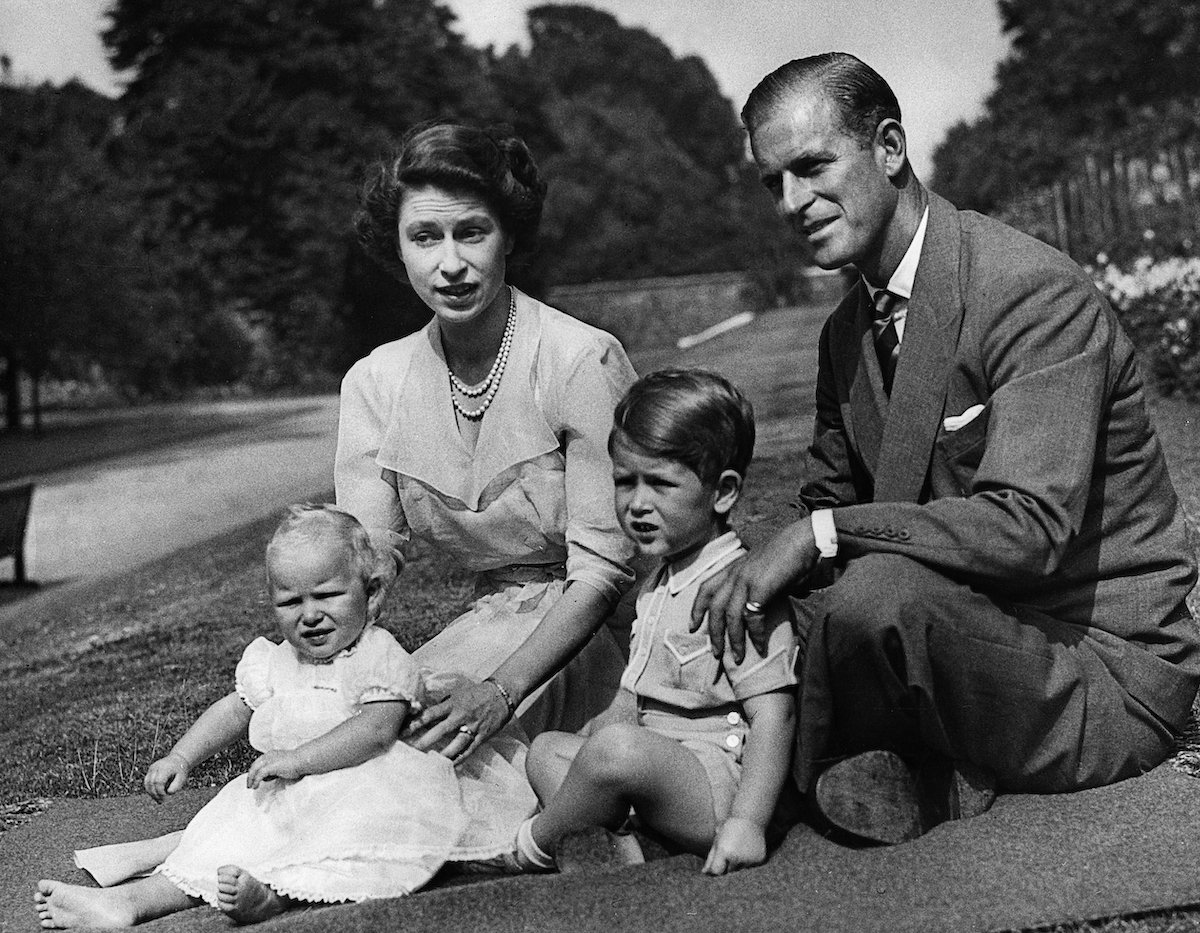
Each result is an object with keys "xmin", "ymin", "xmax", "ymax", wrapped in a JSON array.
[
  {"xmin": 375, "ymin": 287, "xmax": 562, "ymax": 510},
  {"xmin": 664, "ymin": 530, "xmax": 743, "ymax": 596},
  {"xmin": 863, "ymin": 206, "xmax": 929, "ymax": 302}
]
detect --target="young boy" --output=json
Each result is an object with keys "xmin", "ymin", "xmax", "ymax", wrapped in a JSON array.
[{"xmin": 516, "ymin": 369, "xmax": 798, "ymax": 875}]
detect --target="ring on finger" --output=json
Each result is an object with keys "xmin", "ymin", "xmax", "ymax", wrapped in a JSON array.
[
  {"xmin": 458, "ymin": 725, "xmax": 477, "ymax": 738},
  {"xmin": 743, "ymin": 600, "xmax": 765, "ymax": 615}
]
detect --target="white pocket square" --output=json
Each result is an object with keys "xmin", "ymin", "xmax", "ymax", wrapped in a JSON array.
[{"xmin": 942, "ymin": 404, "xmax": 985, "ymax": 432}]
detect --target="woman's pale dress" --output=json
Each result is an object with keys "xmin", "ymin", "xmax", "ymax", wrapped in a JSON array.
[{"xmin": 335, "ymin": 288, "xmax": 638, "ymax": 737}]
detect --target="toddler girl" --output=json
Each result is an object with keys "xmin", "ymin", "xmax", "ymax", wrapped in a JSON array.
[
  {"xmin": 35, "ymin": 503, "xmax": 532, "ymax": 927},
  {"xmin": 514, "ymin": 369, "xmax": 799, "ymax": 875}
]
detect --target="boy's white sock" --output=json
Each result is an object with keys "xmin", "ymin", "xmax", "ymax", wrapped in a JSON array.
[{"xmin": 515, "ymin": 817, "xmax": 557, "ymax": 871}]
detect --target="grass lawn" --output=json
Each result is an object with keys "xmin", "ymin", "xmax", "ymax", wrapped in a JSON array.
[{"xmin": 0, "ymin": 383, "xmax": 1197, "ymax": 933}]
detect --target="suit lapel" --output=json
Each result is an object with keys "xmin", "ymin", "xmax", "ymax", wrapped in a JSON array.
[{"xmin": 873, "ymin": 194, "xmax": 965, "ymax": 502}]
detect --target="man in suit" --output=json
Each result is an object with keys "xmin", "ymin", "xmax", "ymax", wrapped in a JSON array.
[{"xmin": 694, "ymin": 52, "xmax": 1200, "ymax": 844}]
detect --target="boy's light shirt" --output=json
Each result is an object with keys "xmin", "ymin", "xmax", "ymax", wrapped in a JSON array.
[
  {"xmin": 620, "ymin": 531, "xmax": 799, "ymax": 708},
  {"xmin": 814, "ymin": 207, "xmax": 930, "ymax": 558}
]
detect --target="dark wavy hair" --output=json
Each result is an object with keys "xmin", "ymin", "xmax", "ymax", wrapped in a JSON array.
[
  {"xmin": 610, "ymin": 369, "xmax": 755, "ymax": 486},
  {"xmin": 355, "ymin": 122, "xmax": 547, "ymax": 280},
  {"xmin": 741, "ymin": 52, "xmax": 901, "ymax": 147}
]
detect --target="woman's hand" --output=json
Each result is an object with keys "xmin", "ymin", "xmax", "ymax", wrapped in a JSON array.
[
  {"xmin": 246, "ymin": 749, "xmax": 305, "ymax": 789},
  {"xmin": 404, "ymin": 678, "xmax": 513, "ymax": 762},
  {"xmin": 144, "ymin": 752, "xmax": 191, "ymax": 803},
  {"xmin": 702, "ymin": 817, "xmax": 767, "ymax": 875}
]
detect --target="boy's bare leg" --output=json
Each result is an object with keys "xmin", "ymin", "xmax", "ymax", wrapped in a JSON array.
[
  {"xmin": 216, "ymin": 866, "xmax": 295, "ymax": 925},
  {"xmin": 527, "ymin": 731, "xmax": 587, "ymax": 802},
  {"xmin": 530, "ymin": 724, "xmax": 716, "ymax": 856},
  {"xmin": 34, "ymin": 874, "xmax": 196, "ymax": 929}
]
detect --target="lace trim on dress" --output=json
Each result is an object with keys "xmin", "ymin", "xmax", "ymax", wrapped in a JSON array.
[
  {"xmin": 155, "ymin": 864, "xmax": 220, "ymax": 909},
  {"xmin": 158, "ymin": 834, "xmax": 460, "ymax": 906},
  {"xmin": 158, "ymin": 860, "xmax": 434, "ymax": 906}
]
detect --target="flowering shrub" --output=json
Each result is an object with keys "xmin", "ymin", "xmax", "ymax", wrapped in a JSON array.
[{"xmin": 1090, "ymin": 254, "xmax": 1200, "ymax": 399}]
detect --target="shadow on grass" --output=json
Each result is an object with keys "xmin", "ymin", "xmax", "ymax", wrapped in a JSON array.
[{"xmin": 0, "ymin": 579, "xmax": 68, "ymax": 612}]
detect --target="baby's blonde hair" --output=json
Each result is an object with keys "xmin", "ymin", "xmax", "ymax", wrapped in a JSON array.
[{"xmin": 266, "ymin": 503, "xmax": 380, "ymax": 589}]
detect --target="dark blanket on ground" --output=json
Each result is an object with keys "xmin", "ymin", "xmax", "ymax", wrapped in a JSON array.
[{"xmin": 4, "ymin": 766, "xmax": 1200, "ymax": 933}]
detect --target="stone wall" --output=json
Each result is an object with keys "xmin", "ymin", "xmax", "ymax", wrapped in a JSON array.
[
  {"xmin": 546, "ymin": 269, "xmax": 854, "ymax": 350},
  {"xmin": 546, "ymin": 272, "xmax": 764, "ymax": 350}
]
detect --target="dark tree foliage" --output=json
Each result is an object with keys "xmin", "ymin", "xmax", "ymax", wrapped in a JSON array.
[
  {"xmin": 931, "ymin": 0, "xmax": 1200, "ymax": 213},
  {"xmin": 523, "ymin": 4, "xmax": 744, "ymax": 174},
  {"xmin": 101, "ymin": 0, "xmax": 497, "ymax": 378},
  {"xmin": 0, "ymin": 81, "xmax": 148, "ymax": 430},
  {"xmin": 490, "ymin": 4, "xmax": 801, "ymax": 290},
  {"xmin": 1, "ymin": 2, "xmax": 809, "ymax": 416}
]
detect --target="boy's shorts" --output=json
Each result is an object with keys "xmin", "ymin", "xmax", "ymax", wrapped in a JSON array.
[{"xmin": 637, "ymin": 698, "xmax": 748, "ymax": 822}]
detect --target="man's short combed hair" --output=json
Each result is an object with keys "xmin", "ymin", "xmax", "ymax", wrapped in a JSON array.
[
  {"xmin": 741, "ymin": 51, "xmax": 901, "ymax": 147},
  {"xmin": 266, "ymin": 503, "xmax": 378, "ymax": 586},
  {"xmin": 610, "ymin": 369, "xmax": 755, "ymax": 486}
]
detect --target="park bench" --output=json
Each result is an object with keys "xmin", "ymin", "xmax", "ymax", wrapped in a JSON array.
[{"xmin": 0, "ymin": 481, "xmax": 34, "ymax": 584}]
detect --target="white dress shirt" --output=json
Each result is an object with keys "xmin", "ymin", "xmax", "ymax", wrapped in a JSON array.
[{"xmin": 811, "ymin": 207, "xmax": 929, "ymax": 558}]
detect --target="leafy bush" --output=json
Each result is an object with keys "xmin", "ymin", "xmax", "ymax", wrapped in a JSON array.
[{"xmin": 1092, "ymin": 254, "xmax": 1200, "ymax": 399}]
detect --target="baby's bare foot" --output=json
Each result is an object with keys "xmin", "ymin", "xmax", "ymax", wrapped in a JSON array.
[
  {"xmin": 216, "ymin": 866, "xmax": 290, "ymax": 925},
  {"xmin": 33, "ymin": 879, "xmax": 138, "ymax": 929}
]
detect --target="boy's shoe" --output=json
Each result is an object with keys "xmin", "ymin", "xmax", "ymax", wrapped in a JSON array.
[
  {"xmin": 455, "ymin": 816, "xmax": 560, "ymax": 875},
  {"xmin": 813, "ymin": 750, "xmax": 996, "ymax": 845}
]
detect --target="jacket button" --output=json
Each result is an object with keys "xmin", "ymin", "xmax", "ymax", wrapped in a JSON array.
[
  {"xmin": 726, "ymin": 711, "xmax": 741, "ymax": 725},
  {"xmin": 725, "ymin": 734, "xmax": 740, "ymax": 749}
]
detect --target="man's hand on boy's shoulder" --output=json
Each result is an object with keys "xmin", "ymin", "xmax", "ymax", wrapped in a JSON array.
[{"xmin": 692, "ymin": 517, "xmax": 816, "ymax": 663}]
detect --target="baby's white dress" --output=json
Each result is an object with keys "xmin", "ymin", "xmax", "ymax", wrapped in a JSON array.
[{"xmin": 156, "ymin": 626, "xmax": 533, "ymax": 905}]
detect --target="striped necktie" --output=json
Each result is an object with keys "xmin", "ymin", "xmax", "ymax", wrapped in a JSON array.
[{"xmin": 872, "ymin": 290, "xmax": 901, "ymax": 395}]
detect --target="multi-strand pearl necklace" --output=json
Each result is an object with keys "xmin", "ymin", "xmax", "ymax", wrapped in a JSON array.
[{"xmin": 448, "ymin": 289, "xmax": 516, "ymax": 421}]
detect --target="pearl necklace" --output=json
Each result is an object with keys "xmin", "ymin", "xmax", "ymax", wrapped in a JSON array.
[{"xmin": 448, "ymin": 290, "xmax": 516, "ymax": 421}]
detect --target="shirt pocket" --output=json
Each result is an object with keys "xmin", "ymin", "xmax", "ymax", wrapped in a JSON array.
[{"xmin": 663, "ymin": 631, "xmax": 719, "ymax": 695}]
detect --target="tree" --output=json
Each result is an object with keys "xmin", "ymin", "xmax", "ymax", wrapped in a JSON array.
[
  {"xmin": 101, "ymin": 0, "xmax": 498, "ymax": 379},
  {"xmin": 484, "ymin": 3, "xmax": 801, "ymax": 293},
  {"xmin": 931, "ymin": 0, "xmax": 1200, "ymax": 212},
  {"xmin": 0, "ymin": 80, "xmax": 146, "ymax": 431}
]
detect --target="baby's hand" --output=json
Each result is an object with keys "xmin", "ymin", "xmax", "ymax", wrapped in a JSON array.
[
  {"xmin": 144, "ymin": 753, "xmax": 191, "ymax": 803},
  {"xmin": 246, "ymin": 750, "xmax": 305, "ymax": 789},
  {"xmin": 702, "ymin": 816, "xmax": 767, "ymax": 875}
]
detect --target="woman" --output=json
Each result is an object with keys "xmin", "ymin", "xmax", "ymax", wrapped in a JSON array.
[
  {"xmin": 340, "ymin": 121, "xmax": 638, "ymax": 759},
  {"xmin": 72, "ymin": 124, "xmax": 635, "ymax": 887}
]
